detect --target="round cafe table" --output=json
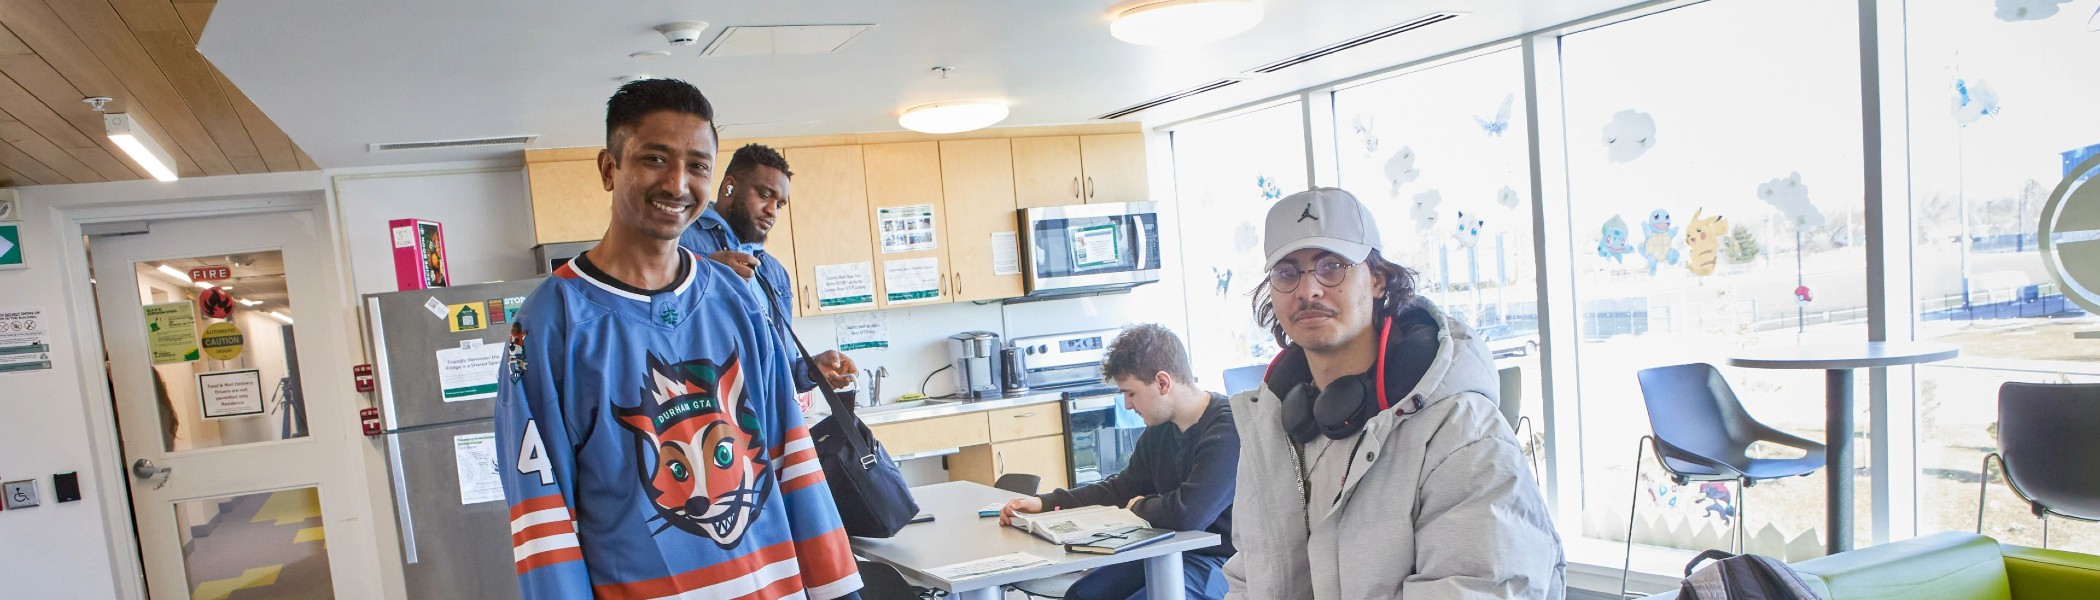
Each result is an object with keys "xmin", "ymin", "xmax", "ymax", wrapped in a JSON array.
[{"xmin": 1727, "ymin": 341, "xmax": 1958, "ymax": 554}]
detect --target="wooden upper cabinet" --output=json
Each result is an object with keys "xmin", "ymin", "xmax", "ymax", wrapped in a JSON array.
[
  {"xmin": 1079, "ymin": 133, "xmax": 1149, "ymax": 204},
  {"xmin": 525, "ymin": 148, "xmax": 610, "ymax": 244},
  {"xmin": 939, "ymin": 138, "xmax": 1026, "ymax": 302},
  {"xmin": 1011, "ymin": 136, "xmax": 1083, "ymax": 209},
  {"xmin": 861, "ymin": 141, "xmax": 951, "ymax": 308},
  {"xmin": 783, "ymin": 145, "xmax": 878, "ymax": 315}
]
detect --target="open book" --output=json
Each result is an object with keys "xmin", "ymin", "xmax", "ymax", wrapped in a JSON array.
[{"xmin": 1008, "ymin": 505, "xmax": 1151, "ymax": 545}]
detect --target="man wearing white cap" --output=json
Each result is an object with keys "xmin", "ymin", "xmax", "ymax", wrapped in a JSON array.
[{"xmin": 1223, "ymin": 187, "xmax": 1564, "ymax": 599}]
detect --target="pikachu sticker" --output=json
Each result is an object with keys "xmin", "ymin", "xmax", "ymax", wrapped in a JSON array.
[{"xmin": 1684, "ymin": 209, "xmax": 1727, "ymax": 277}]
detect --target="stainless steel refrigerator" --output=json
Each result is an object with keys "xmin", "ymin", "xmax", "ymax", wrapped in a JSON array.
[{"xmin": 364, "ymin": 278, "xmax": 543, "ymax": 600}]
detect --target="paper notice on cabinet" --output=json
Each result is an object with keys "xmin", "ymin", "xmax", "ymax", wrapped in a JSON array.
[
  {"xmin": 815, "ymin": 262, "xmax": 875, "ymax": 310},
  {"xmin": 454, "ymin": 433, "xmax": 504, "ymax": 505},
  {"xmin": 836, "ymin": 312, "xmax": 889, "ymax": 351},
  {"xmin": 877, "ymin": 204, "xmax": 937, "ymax": 253},
  {"xmin": 883, "ymin": 257, "xmax": 941, "ymax": 304},
  {"xmin": 992, "ymin": 231, "xmax": 1021, "ymax": 276},
  {"xmin": 436, "ymin": 342, "xmax": 504, "ymax": 401}
]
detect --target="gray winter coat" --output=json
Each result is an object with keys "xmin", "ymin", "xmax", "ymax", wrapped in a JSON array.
[{"xmin": 1223, "ymin": 300, "xmax": 1565, "ymax": 599}]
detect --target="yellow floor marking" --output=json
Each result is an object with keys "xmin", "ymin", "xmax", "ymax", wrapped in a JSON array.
[
  {"xmin": 293, "ymin": 526, "xmax": 327, "ymax": 544},
  {"xmin": 190, "ymin": 564, "xmax": 283, "ymax": 600},
  {"xmin": 252, "ymin": 489, "xmax": 322, "ymax": 525}
]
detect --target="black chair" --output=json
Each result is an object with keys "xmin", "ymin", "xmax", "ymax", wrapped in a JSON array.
[
  {"xmin": 1622, "ymin": 363, "xmax": 1826, "ymax": 598},
  {"xmin": 1496, "ymin": 365, "xmax": 1538, "ymax": 475},
  {"xmin": 1976, "ymin": 382, "xmax": 2100, "ymax": 548},
  {"xmin": 995, "ymin": 473, "xmax": 1042, "ymax": 496},
  {"xmin": 857, "ymin": 560, "xmax": 941, "ymax": 600}
]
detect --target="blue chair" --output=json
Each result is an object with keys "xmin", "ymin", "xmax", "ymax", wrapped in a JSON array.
[
  {"xmin": 1977, "ymin": 382, "xmax": 2100, "ymax": 548},
  {"xmin": 1622, "ymin": 363, "xmax": 1826, "ymax": 598},
  {"xmin": 1223, "ymin": 364, "xmax": 1266, "ymax": 396}
]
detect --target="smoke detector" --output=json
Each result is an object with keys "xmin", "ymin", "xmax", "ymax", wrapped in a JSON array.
[{"xmin": 655, "ymin": 21, "xmax": 710, "ymax": 46}]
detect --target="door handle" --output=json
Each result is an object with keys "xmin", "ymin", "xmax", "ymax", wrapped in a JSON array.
[{"xmin": 132, "ymin": 458, "xmax": 171, "ymax": 490}]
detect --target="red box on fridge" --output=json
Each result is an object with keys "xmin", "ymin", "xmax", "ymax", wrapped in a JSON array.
[{"xmin": 388, "ymin": 218, "xmax": 451, "ymax": 290}]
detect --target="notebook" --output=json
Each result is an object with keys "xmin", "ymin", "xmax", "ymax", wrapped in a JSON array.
[
  {"xmin": 1064, "ymin": 526, "xmax": 1173, "ymax": 554},
  {"xmin": 1008, "ymin": 505, "xmax": 1150, "ymax": 544}
]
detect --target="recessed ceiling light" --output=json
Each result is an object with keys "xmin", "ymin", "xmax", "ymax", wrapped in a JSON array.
[
  {"xmin": 1111, "ymin": 0, "xmax": 1264, "ymax": 47},
  {"xmin": 629, "ymin": 50, "xmax": 671, "ymax": 60},
  {"xmin": 897, "ymin": 102, "xmax": 1010, "ymax": 134}
]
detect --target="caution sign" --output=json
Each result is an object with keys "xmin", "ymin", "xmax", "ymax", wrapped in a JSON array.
[{"xmin": 201, "ymin": 322, "xmax": 244, "ymax": 361}]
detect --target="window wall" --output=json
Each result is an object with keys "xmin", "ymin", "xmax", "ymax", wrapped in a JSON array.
[
  {"xmin": 1169, "ymin": 101, "xmax": 1308, "ymax": 382},
  {"xmin": 1162, "ymin": 0, "xmax": 2100, "ymax": 584},
  {"xmin": 1560, "ymin": 0, "xmax": 1866, "ymax": 560},
  {"xmin": 1331, "ymin": 47, "xmax": 1543, "ymax": 442},
  {"xmin": 1904, "ymin": 2, "xmax": 2100, "ymax": 553}
]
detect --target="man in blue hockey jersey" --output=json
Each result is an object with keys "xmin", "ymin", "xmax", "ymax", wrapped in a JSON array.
[
  {"xmin": 679, "ymin": 143, "xmax": 856, "ymax": 396},
  {"xmin": 496, "ymin": 78, "xmax": 861, "ymax": 600}
]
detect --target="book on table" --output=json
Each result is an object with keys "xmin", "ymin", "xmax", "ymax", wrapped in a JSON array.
[
  {"xmin": 1007, "ymin": 505, "xmax": 1151, "ymax": 545},
  {"xmin": 1064, "ymin": 526, "xmax": 1174, "ymax": 555}
]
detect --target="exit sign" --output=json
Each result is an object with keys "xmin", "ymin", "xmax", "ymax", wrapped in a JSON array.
[{"xmin": 189, "ymin": 265, "xmax": 231, "ymax": 281}]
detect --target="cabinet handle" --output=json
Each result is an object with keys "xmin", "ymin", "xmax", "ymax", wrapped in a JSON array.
[
  {"xmin": 1086, "ymin": 176, "xmax": 1095, "ymax": 199},
  {"xmin": 953, "ymin": 271, "xmax": 962, "ymax": 296},
  {"xmin": 1072, "ymin": 177, "xmax": 1081, "ymax": 199},
  {"xmin": 802, "ymin": 284, "xmax": 812, "ymax": 311},
  {"xmin": 940, "ymin": 271, "xmax": 948, "ymax": 297},
  {"xmin": 1013, "ymin": 412, "xmax": 1035, "ymax": 418},
  {"xmin": 997, "ymin": 451, "xmax": 1006, "ymax": 475}
]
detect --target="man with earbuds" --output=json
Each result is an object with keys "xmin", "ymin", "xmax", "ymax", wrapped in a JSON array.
[
  {"xmin": 680, "ymin": 143, "xmax": 856, "ymax": 393},
  {"xmin": 1223, "ymin": 188, "xmax": 1563, "ymax": 599}
]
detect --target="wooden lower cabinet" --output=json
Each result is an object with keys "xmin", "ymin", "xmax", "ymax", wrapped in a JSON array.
[{"xmin": 950, "ymin": 434, "xmax": 1069, "ymax": 492}]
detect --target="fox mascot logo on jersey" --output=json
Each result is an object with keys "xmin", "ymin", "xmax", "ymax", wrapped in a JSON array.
[{"xmin": 616, "ymin": 353, "xmax": 772, "ymax": 547}]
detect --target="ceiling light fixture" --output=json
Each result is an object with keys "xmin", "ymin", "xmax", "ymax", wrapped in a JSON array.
[
  {"xmin": 1110, "ymin": 0, "xmax": 1264, "ymax": 47},
  {"xmin": 267, "ymin": 311, "xmax": 294, "ymax": 325},
  {"xmin": 897, "ymin": 101, "xmax": 1009, "ymax": 134},
  {"xmin": 237, "ymin": 299, "xmax": 262, "ymax": 307},
  {"xmin": 104, "ymin": 112, "xmax": 179, "ymax": 182},
  {"xmin": 156, "ymin": 264, "xmax": 192, "ymax": 283},
  {"xmin": 195, "ymin": 281, "xmax": 214, "ymax": 289}
]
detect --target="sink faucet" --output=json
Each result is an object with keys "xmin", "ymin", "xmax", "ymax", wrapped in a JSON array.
[{"xmin": 868, "ymin": 367, "xmax": 888, "ymax": 406}]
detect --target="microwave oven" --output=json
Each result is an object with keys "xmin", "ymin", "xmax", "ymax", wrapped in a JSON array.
[{"xmin": 1017, "ymin": 201, "xmax": 1161, "ymax": 299}]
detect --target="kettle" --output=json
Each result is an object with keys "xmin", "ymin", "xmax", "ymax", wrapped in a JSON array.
[{"xmin": 1000, "ymin": 346, "xmax": 1030, "ymax": 394}]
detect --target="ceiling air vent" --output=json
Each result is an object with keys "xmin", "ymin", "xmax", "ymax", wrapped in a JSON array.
[
  {"xmin": 1246, "ymin": 12, "xmax": 1463, "ymax": 74},
  {"xmin": 1095, "ymin": 79, "xmax": 1240, "ymax": 120},
  {"xmin": 1092, "ymin": 12, "xmax": 1463, "ymax": 121},
  {"xmin": 369, "ymin": 135, "xmax": 538, "ymax": 152}
]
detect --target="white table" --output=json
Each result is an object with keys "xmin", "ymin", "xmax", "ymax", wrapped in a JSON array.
[
  {"xmin": 1727, "ymin": 341, "xmax": 1958, "ymax": 553},
  {"xmin": 850, "ymin": 481, "xmax": 1222, "ymax": 600}
]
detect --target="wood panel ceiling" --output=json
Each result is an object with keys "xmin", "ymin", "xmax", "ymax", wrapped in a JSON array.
[{"xmin": 0, "ymin": 0, "xmax": 311, "ymax": 187}]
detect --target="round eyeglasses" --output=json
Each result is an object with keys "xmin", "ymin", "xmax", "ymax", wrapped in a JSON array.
[{"xmin": 1269, "ymin": 256, "xmax": 1356, "ymax": 293}]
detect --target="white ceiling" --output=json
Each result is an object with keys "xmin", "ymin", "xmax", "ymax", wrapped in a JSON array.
[{"xmin": 200, "ymin": 0, "xmax": 1652, "ymax": 169}]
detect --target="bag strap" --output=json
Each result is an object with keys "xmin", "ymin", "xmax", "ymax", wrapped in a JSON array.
[
  {"xmin": 752, "ymin": 269, "xmax": 878, "ymax": 463},
  {"xmin": 1684, "ymin": 549, "xmax": 1738, "ymax": 576}
]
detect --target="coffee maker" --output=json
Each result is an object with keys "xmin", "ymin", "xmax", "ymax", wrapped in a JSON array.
[{"xmin": 946, "ymin": 331, "xmax": 1004, "ymax": 399}]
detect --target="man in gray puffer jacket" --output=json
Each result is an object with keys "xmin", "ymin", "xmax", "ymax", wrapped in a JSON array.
[{"xmin": 1225, "ymin": 187, "xmax": 1563, "ymax": 599}]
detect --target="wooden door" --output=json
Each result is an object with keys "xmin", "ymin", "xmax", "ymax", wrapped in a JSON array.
[
  {"xmin": 783, "ymin": 145, "xmax": 879, "ymax": 315},
  {"xmin": 1079, "ymin": 133, "xmax": 1149, "ymax": 204},
  {"xmin": 1010, "ymin": 136, "xmax": 1083, "ymax": 209},
  {"xmin": 939, "ymin": 138, "xmax": 1026, "ymax": 302},
  {"xmin": 861, "ymin": 141, "xmax": 951, "ymax": 308}
]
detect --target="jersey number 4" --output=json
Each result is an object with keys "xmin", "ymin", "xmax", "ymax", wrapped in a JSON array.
[{"xmin": 518, "ymin": 420, "xmax": 555, "ymax": 485}]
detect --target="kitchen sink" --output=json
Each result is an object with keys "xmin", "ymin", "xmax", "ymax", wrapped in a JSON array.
[{"xmin": 856, "ymin": 398, "xmax": 960, "ymax": 414}]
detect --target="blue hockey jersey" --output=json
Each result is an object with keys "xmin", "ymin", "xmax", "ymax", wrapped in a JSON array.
[{"xmin": 496, "ymin": 248, "xmax": 861, "ymax": 600}]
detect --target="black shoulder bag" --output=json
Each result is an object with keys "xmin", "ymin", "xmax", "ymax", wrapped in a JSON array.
[{"xmin": 756, "ymin": 272, "xmax": 918, "ymax": 538}]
